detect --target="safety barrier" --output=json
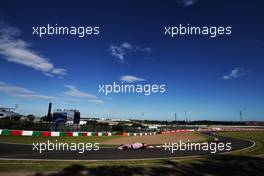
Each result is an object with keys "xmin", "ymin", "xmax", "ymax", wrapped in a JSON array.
[
  {"xmin": 122, "ymin": 132, "xmax": 157, "ymax": 136},
  {"xmin": 0, "ymin": 129, "xmax": 197, "ymax": 137},
  {"xmin": 160, "ymin": 129, "xmax": 194, "ymax": 134},
  {"xmin": 0, "ymin": 129, "xmax": 119, "ymax": 137},
  {"xmin": 197, "ymin": 128, "xmax": 264, "ymax": 132}
]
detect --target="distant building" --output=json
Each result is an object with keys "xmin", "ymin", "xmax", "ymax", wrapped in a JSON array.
[
  {"xmin": 52, "ymin": 109, "xmax": 80, "ymax": 124},
  {"xmin": 0, "ymin": 107, "xmax": 21, "ymax": 118}
]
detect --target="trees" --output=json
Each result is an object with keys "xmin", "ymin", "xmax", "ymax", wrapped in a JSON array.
[
  {"xmin": 26, "ymin": 114, "xmax": 36, "ymax": 122},
  {"xmin": 41, "ymin": 115, "xmax": 52, "ymax": 122}
]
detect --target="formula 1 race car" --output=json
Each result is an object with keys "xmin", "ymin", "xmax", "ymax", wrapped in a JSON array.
[{"xmin": 118, "ymin": 142, "xmax": 148, "ymax": 150}]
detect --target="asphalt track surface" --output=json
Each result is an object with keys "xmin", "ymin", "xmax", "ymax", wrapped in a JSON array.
[{"xmin": 0, "ymin": 133, "xmax": 254, "ymax": 160}]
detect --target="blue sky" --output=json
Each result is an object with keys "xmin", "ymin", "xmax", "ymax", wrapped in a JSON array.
[{"xmin": 0, "ymin": 0, "xmax": 263, "ymax": 121}]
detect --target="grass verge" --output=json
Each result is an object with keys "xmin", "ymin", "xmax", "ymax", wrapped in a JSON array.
[{"xmin": 0, "ymin": 155, "xmax": 263, "ymax": 176}]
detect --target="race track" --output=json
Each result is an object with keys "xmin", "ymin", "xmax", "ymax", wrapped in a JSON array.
[{"xmin": 0, "ymin": 133, "xmax": 254, "ymax": 160}]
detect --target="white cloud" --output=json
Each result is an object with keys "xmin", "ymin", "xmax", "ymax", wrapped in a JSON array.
[
  {"xmin": 88, "ymin": 99, "xmax": 104, "ymax": 104},
  {"xmin": 120, "ymin": 75, "xmax": 145, "ymax": 83},
  {"xmin": 222, "ymin": 67, "xmax": 244, "ymax": 80},
  {"xmin": 109, "ymin": 44, "xmax": 126, "ymax": 62},
  {"xmin": 109, "ymin": 42, "xmax": 151, "ymax": 62},
  {"xmin": 178, "ymin": 0, "xmax": 198, "ymax": 6},
  {"xmin": 0, "ymin": 81, "xmax": 33, "ymax": 94},
  {"xmin": 0, "ymin": 81, "xmax": 54, "ymax": 100},
  {"xmin": 64, "ymin": 85, "xmax": 97, "ymax": 99},
  {"xmin": 0, "ymin": 22, "xmax": 66, "ymax": 77},
  {"xmin": 121, "ymin": 42, "xmax": 132, "ymax": 49},
  {"xmin": 58, "ymin": 97, "xmax": 81, "ymax": 102},
  {"xmin": 13, "ymin": 94, "xmax": 54, "ymax": 100},
  {"xmin": 141, "ymin": 47, "xmax": 151, "ymax": 52},
  {"xmin": 64, "ymin": 85, "xmax": 104, "ymax": 104}
]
